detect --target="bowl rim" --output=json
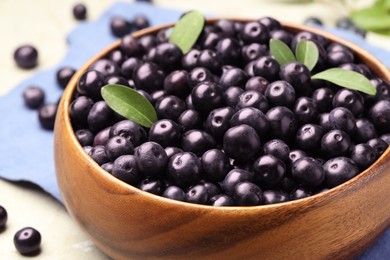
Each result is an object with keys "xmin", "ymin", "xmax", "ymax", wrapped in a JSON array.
[{"xmin": 58, "ymin": 17, "xmax": 390, "ymax": 212}]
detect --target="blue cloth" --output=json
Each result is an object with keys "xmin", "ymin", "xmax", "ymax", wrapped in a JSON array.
[{"xmin": 0, "ymin": 1, "xmax": 389, "ymax": 258}]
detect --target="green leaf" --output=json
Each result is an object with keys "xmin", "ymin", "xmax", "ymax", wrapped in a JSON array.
[
  {"xmin": 295, "ymin": 40, "xmax": 319, "ymax": 71},
  {"xmin": 351, "ymin": 6, "xmax": 390, "ymax": 31},
  {"xmin": 169, "ymin": 10, "xmax": 205, "ymax": 54},
  {"xmin": 312, "ymin": 68, "xmax": 377, "ymax": 95},
  {"xmin": 269, "ymin": 39, "xmax": 296, "ymax": 65},
  {"xmin": 101, "ymin": 84, "xmax": 157, "ymax": 128}
]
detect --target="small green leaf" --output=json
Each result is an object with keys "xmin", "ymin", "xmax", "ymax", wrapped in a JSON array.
[
  {"xmin": 312, "ymin": 68, "xmax": 377, "ymax": 95},
  {"xmin": 351, "ymin": 6, "xmax": 390, "ymax": 31},
  {"xmin": 169, "ymin": 10, "xmax": 205, "ymax": 54},
  {"xmin": 269, "ymin": 39, "xmax": 296, "ymax": 65},
  {"xmin": 101, "ymin": 84, "xmax": 157, "ymax": 128},
  {"xmin": 295, "ymin": 40, "xmax": 319, "ymax": 71}
]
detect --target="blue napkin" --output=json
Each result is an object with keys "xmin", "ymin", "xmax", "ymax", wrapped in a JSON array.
[{"xmin": 0, "ymin": 1, "xmax": 389, "ymax": 258}]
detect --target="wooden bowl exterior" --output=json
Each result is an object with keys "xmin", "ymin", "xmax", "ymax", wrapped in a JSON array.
[{"xmin": 54, "ymin": 19, "xmax": 390, "ymax": 259}]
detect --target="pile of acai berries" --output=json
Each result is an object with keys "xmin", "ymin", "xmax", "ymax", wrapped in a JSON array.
[{"xmin": 69, "ymin": 17, "xmax": 390, "ymax": 206}]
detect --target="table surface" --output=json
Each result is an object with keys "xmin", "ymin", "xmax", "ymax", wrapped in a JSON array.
[{"xmin": 1, "ymin": 0, "xmax": 390, "ymax": 258}]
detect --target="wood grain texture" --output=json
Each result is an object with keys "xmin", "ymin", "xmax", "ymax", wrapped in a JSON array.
[{"xmin": 54, "ymin": 19, "xmax": 390, "ymax": 259}]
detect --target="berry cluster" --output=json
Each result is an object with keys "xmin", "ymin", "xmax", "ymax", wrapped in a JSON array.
[{"xmin": 70, "ymin": 17, "xmax": 390, "ymax": 206}]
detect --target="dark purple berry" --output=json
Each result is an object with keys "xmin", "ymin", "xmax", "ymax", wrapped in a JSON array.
[
  {"xmin": 333, "ymin": 89, "xmax": 364, "ymax": 116},
  {"xmin": 163, "ymin": 70, "xmax": 190, "ymax": 98},
  {"xmin": 191, "ymin": 81, "xmax": 224, "ymax": 114},
  {"xmin": 0, "ymin": 205, "xmax": 7, "ymax": 228},
  {"xmin": 120, "ymin": 35, "xmax": 143, "ymax": 57},
  {"xmin": 233, "ymin": 182, "xmax": 263, "ymax": 206},
  {"xmin": 109, "ymin": 120, "xmax": 146, "ymax": 147},
  {"xmin": 253, "ymin": 154, "xmax": 286, "ymax": 187},
  {"xmin": 204, "ymin": 107, "xmax": 235, "ymax": 139},
  {"xmin": 38, "ymin": 103, "xmax": 57, "ymax": 130},
  {"xmin": 219, "ymin": 67, "xmax": 248, "ymax": 90},
  {"xmin": 350, "ymin": 143, "xmax": 377, "ymax": 169},
  {"xmin": 14, "ymin": 227, "xmax": 41, "ymax": 255},
  {"xmin": 311, "ymin": 87, "xmax": 334, "ymax": 112},
  {"xmin": 138, "ymin": 178, "xmax": 165, "ymax": 196},
  {"xmin": 202, "ymin": 149, "xmax": 232, "ymax": 182},
  {"xmin": 101, "ymin": 162, "xmax": 113, "ymax": 173},
  {"xmin": 245, "ymin": 76, "xmax": 269, "ymax": 93},
  {"xmin": 266, "ymin": 106, "xmax": 298, "ymax": 140},
  {"xmin": 75, "ymin": 129, "xmax": 94, "ymax": 146},
  {"xmin": 263, "ymin": 139, "xmax": 290, "ymax": 162},
  {"xmin": 327, "ymin": 50, "xmax": 354, "ymax": 67},
  {"xmin": 149, "ymin": 119, "xmax": 182, "ymax": 147},
  {"xmin": 265, "ymin": 80, "xmax": 296, "ymax": 108},
  {"xmin": 185, "ymin": 185, "xmax": 210, "ymax": 205},
  {"xmin": 223, "ymin": 124, "xmax": 261, "ymax": 161},
  {"xmin": 112, "ymin": 155, "xmax": 142, "ymax": 185},
  {"xmin": 167, "ymin": 152, "xmax": 202, "ymax": 188},
  {"xmin": 291, "ymin": 157, "xmax": 325, "ymax": 187},
  {"xmin": 210, "ymin": 194, "xmax": 235, "ymax": 206},
  {"xmin": 295, "ymin": 124, "xmax": 324, "ymax": 152},
  {"xmin": 222, "ymin": 169, "xmax": 253, "ymax": 195},
  {"xmin": 321, "ymin": 129, "xmax": 351, "ymax": 157},
  {"xmin": 23, "ymin": 86, "xmax": 45, "ymax": 109},
  {"xmin": 380, "ymin": 134, "xmax": 390, "ymax": 145},
  {"xmin": 329, "ymin": 107, "xmax": 356, "ymax": 135},
  {"xmin": 162, "ymin": 186, "xmax": 185, "ymax": 201},
  {"xmin": 56, "ymin": 66, "xmax": 76, "ymax": 89},
  {"xmin": 135, "ymin": 142, "xmax": 168, "ymax": 178},
  {"xmin": 279, "ymin": 62, "xmax": 311, "ymax": 94},
  {"xmin": 90, "ymin": 59, "xmax": 120, "ymax": 77},
  {"xmin": 258, "ymin": 16, "xmax": 282, "ymax": 31},
  {"xmin": 93, "ymin": 127, "xmax": 111, "ymax": 146},
  {"xmin": 242, "ymin": 43, "xmax": 268, "ymax": 62},
  {"xmin": 181, "ymin": 130, "xmax": 216, "ymax": 156},
  {"xmin": 87, "ymin": 101, "xmax": 116, "ymax": 133},
  {"xmin": 110, "ymin": 16, "xmax": 132, "ymax": 37},
  {"xmin": 133, "ymin": 62, "xmax": 165, "ymax": 93},
  {"xmin": 294, "ymin": 97, "xmax": 318, "ymax": 124},
  {"xmin": 223, "ymin": 86, "xmax": 244, "ymax": 107},
  {"xmin": 240, "ymin": 21, "xmax": 270, "ymax": 44},
  {"xmin": 367, "ymin": 138, "xmax": 388, "ymax": 158},
  {"xmin": 105, "ymin": 136, "xmax": 134, "ymax": 161},
  {"xmin": 89, "ymin": 145, "xmax": 109, "ymax": 165},
  {"xmin": 132, "ymin": 14, "xmax": 150, "ymax": 30},
  {"xmin": 14, "ymin": 45, "xmax": 38, "ymax": 69},
  {"xmin": 355, "ymin": 118, "xmax": 377, "ymax": 143},
  {"xmin": 290, "ymin": 186, "xmax": 312, "ymax": 200},
  {"xmin": 253, "ymin": 56, "xmax": 280, "ymax": 81},
  {"xmin": 177, "ymin": 109, "xmax": 202, "ymax": 131},
  {"xmin": 263, "ymin": 190, "xmax": 289, "ymax": 204},
  {"xmin": 324, "ymin": 157, "xmax": 359, "ymax": 188},
  {"xmin": 77, "ymin": 70, "xmax": 105, "ymax": 101},
  {"xmin": 121, "ymin": 57, "xmax": 142, "ymax": 78},
  {"xmin": 182, "ymin": 49, "xmax": 200, "ymax": 71},
  {"xmin": 187, "ymin": 67, "xmax": 214, "ymax": 88},
  {"xmin": 236, "ymin": 90, "xmax": 269, "ymax": 113},
  {"xmin": 369, "ymin": 100, "xmax": 390, "ymax": 134},
  {"xmin": 73, "ymin": 3, "xmax": 87, "ymax": 20},
  {"xmin": 165, "ymin": 146, "xmax": 183, "ymax": 159},
  {"xmin": 230, "ymin": 107, "xmax": 269, "ymax": 139},
  {"xmin": 154, "ymin": 95, "xmax": 186, "ymax": 121}
]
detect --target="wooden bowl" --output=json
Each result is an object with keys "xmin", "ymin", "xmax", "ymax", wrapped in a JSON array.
[{"xmin": 54, "ymin": 18, "xmax": 390, "ymax": 259}]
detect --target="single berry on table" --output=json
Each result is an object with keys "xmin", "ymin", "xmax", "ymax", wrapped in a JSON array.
[
  {"xmin": 110, "ymin": 16, "xmax": 132, "ymax": 38},
  {"xmin": 56, "ymin": 66, "xmax": 76, "ymax": 89},
  {"xmin": 73, "ymin": 3, "xmax": 87, "ymax": 20},
  {"xmin": 23, "ymin": 86, "xmax": 45, "ymax": 109},
  {"xmin": 0, "ymin": 205, "xmax": 7, "ymax": 228},
  {"xmin": 14, "ymin": 45, "xmax": 38, "ymax": 69},
  {"xmin": 38, "ymin": 103, "xmax": 57, "ymax": 130},
  {"xmin": 13, "ymin": 227, "xmax": 41, "ymax": 255}
]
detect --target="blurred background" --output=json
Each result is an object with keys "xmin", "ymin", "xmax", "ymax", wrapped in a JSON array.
[{"xmin": 0, "ymin": 0, "xmax": 389, "ymax": 258}]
